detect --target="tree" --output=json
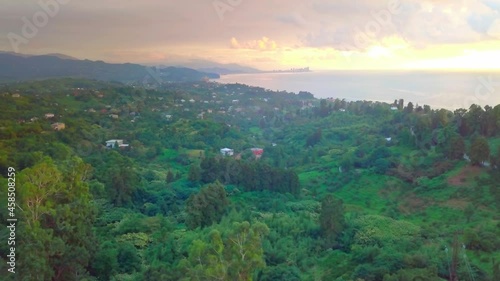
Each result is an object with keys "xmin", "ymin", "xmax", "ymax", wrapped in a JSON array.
[
  {"xmin": 447, "ymin": 136, "xmax": 465, "ymax": 160},
  {"xmin": 465, "ymin": 104, "xmax": 484, "ymax": 135},
  {"xmin": 90, "ymin": 241, "xmax": 118, "ymax": 281},
  {"xmin": 491, "ymin": 144, "xmax": 500, "ymax": 168},
  {"xmin": 188, "ymin": 164, "xmax": 201, "ymax": 182},
  {"xmin": 405, "ymin": 102, "xmax": 414, "ymax": 113},
  {"xmin": 318, "ymin": 99, "xmax": 330, "ymax": 117},
  {"xmin": 117, "ymin": 242, "xmax": 142, "ymax": 274},
  {"xmin": 398, "ymin": 99, "xmax": 404, "ymax": 110},
  {"xmin": 51, "ymin": 157, "xmax": 96, "ymax": 281},
  {"xmin": 259, "ymin": 264, "xmax": 301, "ymax": 281},
  {"xmin": 17, "ymin": 156, "xmax": 96, "ymax": 281},
  {"xmin": 185, "ymin": 182, "xmax": 229, "ymax": 229},
  {"xmin": 469, "ymin": 136, "xmax": 490, "ymax": 165},
  {"xmin": 180, "ymin": 221, "xmax": 269, "ymax": 281},
  {"xmin": 166, "ymin": 170, "xmax": 175, "ymax": 183},
  {"xmin": 319, "ymin": 194, "xmax": 345, "ymax": 248},
  {"xmin": 493, "ymin": 260, "xmax": 500, "ymax": 281},
  {"xmin": 226, "ymin": 221, "xmax": 269, "ymax": 280},
  {"xmin": 18, "ymin": 157, "xmax": 62, "ymax": 228},
  {"xmin": 306, "ymin": 129, "xmax": 322, "ymax": 147}
]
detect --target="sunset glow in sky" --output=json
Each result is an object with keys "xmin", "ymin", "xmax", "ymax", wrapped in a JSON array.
[{"xmin": 2, "ymin": 0, "xmax": 500, "ymax": 70}]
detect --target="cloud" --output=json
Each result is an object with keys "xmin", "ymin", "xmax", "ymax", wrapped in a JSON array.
[
  {"xmin": 468, "ymin": 12, "xmax": 499, "ymax": 33},
  {"xmin": 487, "ymin": 18, "xmax": 500, "ymax": 37},
  {"xmin": 1, "ymin": 0, "xmax": 500, "ymax": 69},
  {"xmin": 481, "ymin": 0, "xmax": 500, "ymax": 11},
  {"xmin": 230, "ymin": 37, "xmax": 278, "ymax": 50},
  {"xmin": 275, "ymin": 13, "xmax": 308, "ymax": 27}
]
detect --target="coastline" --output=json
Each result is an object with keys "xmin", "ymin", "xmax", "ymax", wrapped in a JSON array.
[{"xmin": 212, "ymin": 70, "xmax": 500, "ymax": 110}]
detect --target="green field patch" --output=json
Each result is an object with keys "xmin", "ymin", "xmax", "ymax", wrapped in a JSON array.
[
  {"xmin": 299, "ymin": 170, "xmax": 323, "ymax": 183},
  {"xmin": 351, "ymin": 214, "xmax": 421, "ymax": 247},
  {"xmin": 186, "ymin": 149, "xmax": 205, "ymax": 159},
  {"xmin": 334, "ymin": 174, "xmax": 392, "ymax": 213},
  {"xmin": 249, "ymin": 126, "xmax": 262, "ymax": 135},
  {"xmin": 159, "ymin": 148, "xmax": 179, "ymax": 161}
]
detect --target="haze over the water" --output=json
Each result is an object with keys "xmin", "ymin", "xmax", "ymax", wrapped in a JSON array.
[{"xmin": 217, "ymin": 70, "xmax": 500, "ymax": 110}]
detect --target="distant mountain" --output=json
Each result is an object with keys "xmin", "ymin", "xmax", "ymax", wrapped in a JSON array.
[
  {"xmin": 0, "ymin": 51, "xmax": 78, "ymax": 60},
  {"xmin": 44, "ymin": 53, "xmax": 79, "ymax": 60},
  {"xmin": 196, "ymin": 67, "xmax": 253, "ymax": 75},
  {"xmin": 0, "ymin": 52, "xmax": 219, "ymax": 83},
  {"xmin": 0, "ymin": 51, "xmax": 31, "ymax": 58},
  {"xmin": 171, "ymin": 59, "xmax": 262, "ymax": 75}
]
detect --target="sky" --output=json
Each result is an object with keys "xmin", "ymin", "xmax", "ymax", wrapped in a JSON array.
[{"xmin": 1, "ymin": 0, "xmax": 500, "ymax": 70}]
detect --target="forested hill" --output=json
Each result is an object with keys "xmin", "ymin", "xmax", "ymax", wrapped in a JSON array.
[
  {"xmin": 0, "ymin": 78, "xmax": 499, "ymax": 280},
  {"xmin": 0, "ymin": 53, "xmax": 219, "ymax": 83}
]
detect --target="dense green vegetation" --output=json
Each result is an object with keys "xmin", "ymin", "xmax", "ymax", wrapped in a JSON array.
[{"xmin": 0, "ymin": 78, "xmax": 499, "ymax": 280}]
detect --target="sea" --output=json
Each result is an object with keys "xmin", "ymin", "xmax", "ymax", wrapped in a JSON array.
[{"xmin": 215, "ymin": 70, "xmax": 500, "ymax": 110}]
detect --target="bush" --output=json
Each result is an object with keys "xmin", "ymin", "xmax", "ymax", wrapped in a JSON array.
[{"xmin": 117, "ymin": 242, "xmax": 142, "ymax": 274}]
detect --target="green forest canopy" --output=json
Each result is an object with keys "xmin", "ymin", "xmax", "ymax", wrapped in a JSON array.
[{"xmin": 0, "ymin": 78, "xmax": 499, "ymax": 280}]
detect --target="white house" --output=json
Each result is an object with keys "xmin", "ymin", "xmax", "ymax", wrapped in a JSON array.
[
  {"xmin": 45, "ymin": 113, "xmax": 55, "ymax": 119},
  {"xmin": 106, "ymin": 139, "xmax": 129, "ymax": 149},
  {"xmin": 220, "ymin": 148, "xmax": 234, "ymax": 156},
  {"xmin": 51, "ymin": 123, "xmax": 66, "ymax": 131}
]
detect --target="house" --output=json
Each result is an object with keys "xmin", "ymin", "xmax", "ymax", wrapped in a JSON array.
[
  {"xmin": 12, "ymin": 93, "xmax": 21, "ymax": 98},
  {"xmin": 390, "ymin": 106, "xmax": 398, "ymax": 111},
  {"xmin": 106, "ymin": 139, "xmax": 129, "ymax": 149},
  {"xmin": 463, "ymin": 154, "xmax": 471, "ymax": 162},
  {"xmin": 220, "ymin": 148, "xmax": 234, "ymax": 156},
  {"xmin": 51, "ymin": 123, "xmax": 66, "ymax": 131},
  {"xmin": 109, "ymin": 114, "xmax": 119, "ymax": 119},
  {"xmin": 45, "ymin": 113, "xmax": 55, "ymax": 119},
  {"xmin": 251, "ymin": 148, "xmax": 264, "ymax": 159},
  {"xmin": 385, "ymin": 137, "xmax": 392, "ymax": 142}
]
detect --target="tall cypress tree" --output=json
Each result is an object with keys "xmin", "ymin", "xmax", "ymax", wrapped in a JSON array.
[{"xmin": 319, "ymin": 194, "xmax": 345, "ymax": 249}]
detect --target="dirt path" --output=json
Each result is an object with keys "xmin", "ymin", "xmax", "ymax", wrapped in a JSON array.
[{"xmin": 447, "ymin": 165, "xmax": 482, "ymax": 187}]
